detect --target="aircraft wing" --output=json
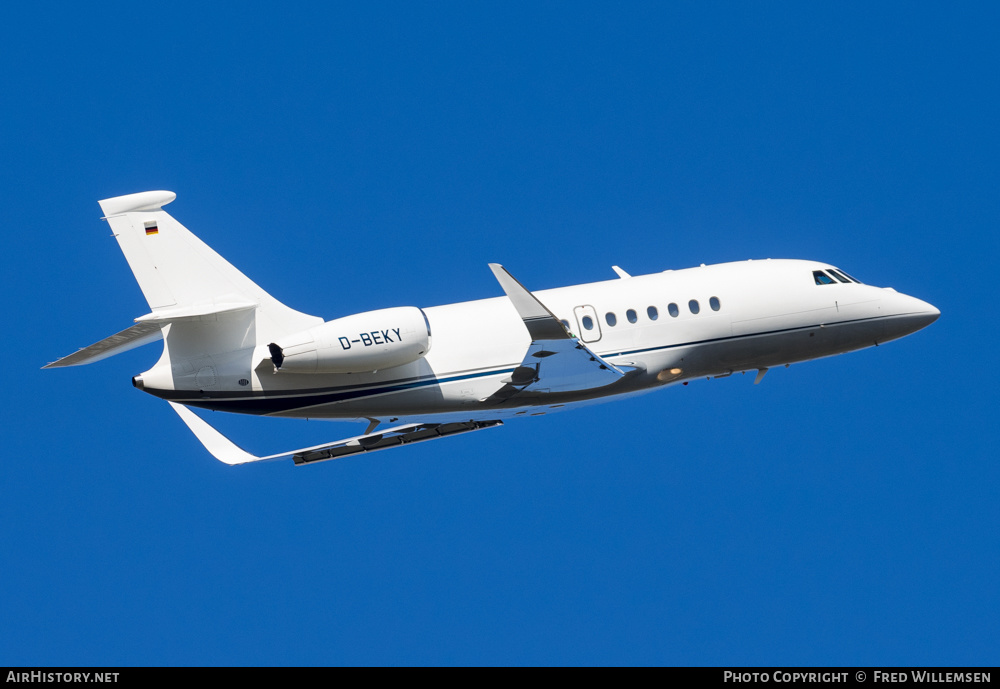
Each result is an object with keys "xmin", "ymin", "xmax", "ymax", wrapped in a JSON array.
[
  {"xmin": 169, "ymin": 402, "xmax": 502, "ymax": 466},
  {"xmin": 488, "ymin": 264, "xmax": 630, "ymax": 400}
]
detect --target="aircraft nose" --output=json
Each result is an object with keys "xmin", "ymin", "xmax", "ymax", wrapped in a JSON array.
[
  {"xmin": 903, "ymin": 293, "xmax": 940, "ymax": 328},
  {"xmin": 882, "ymin": 290, "xmax": 940, "ymax": 341},
  {"xmin": 916, "ymin": 300, "xmax": 941, "ymax": 327}
]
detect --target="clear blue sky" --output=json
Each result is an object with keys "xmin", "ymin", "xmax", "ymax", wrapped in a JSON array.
[{"xmin": 2, "ymin": 2, "xmax": 997, "ymax": 666}]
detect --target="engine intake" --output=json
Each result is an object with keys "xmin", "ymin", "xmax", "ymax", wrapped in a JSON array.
[{"xmin": 269, "ymin": 306, "xmax": 431, "ymax": 374}]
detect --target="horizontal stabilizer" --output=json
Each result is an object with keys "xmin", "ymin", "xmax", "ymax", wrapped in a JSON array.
[
  {"xmin": 169, "ymin": 402, "xmax": 503, "ymax": 466},
  {"xmin": 43, "ymin": 322, "xmax": 162, "ymax": 368},
  {"xmin": 134, "ymin": 300, "xmax": 257, "ymax": 324}
]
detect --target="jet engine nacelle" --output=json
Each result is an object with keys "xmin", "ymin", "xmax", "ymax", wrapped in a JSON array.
[{"xmin": 268, "ymin": 306, "xmax": 432, "ymax": 374}]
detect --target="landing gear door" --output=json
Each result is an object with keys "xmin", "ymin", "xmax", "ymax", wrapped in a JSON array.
[{"xmin": 573, "ymin": 305, "xmax": 602, "ymax": 343}]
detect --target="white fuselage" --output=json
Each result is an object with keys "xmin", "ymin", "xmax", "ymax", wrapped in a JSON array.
[{"xmin": 137, "ymin": 258, "xmax": 938, "ymax": 421}]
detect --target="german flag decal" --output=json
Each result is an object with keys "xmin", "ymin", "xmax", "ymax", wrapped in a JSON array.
[{"xmin": 144, "ymin": 221, "xmax": 158, "ymax": 235}]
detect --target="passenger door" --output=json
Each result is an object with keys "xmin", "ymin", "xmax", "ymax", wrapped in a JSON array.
[{"xmin": 573, "ymin": 305, "xmax": 602, "ymax": 343}]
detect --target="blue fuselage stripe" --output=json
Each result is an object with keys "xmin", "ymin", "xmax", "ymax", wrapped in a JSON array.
[{"xmin": 162, "ymin": 314, "xmax": 894, "ymax": 413}]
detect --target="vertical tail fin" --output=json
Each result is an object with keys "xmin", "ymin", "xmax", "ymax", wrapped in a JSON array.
[{"xmin": 98, "ymin": 191, "xmax": 321, "ymax": 350}]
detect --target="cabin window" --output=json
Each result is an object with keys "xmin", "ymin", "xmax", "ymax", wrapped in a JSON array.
[
  {"xmin": 627, "ymin": 309, "xmax": 638, "ymax": 324},
  {"xmin": 647, "ymin": 306, "xmax": 658, "ymax": 321},
  {"xmin": 813, "ymin": 270, "xmax": 836, "ymax": 285},
  {"xmin": 605, "ymin": 312, "xmax": 617, "ymax": 327},
  {"xmin": 582, "ymin": 315, "xmax": 594, "ymax": 330},
  {"xmin": 689, "ymin": 299, "xmax": 700, "ymax": 314},
  {"xmin": 710, "ymin": 296, "xmax": 721, "ymax": 311},
  {"xmin": 668, "ymin": 302, "xmax": 679, "ymax": 318}
]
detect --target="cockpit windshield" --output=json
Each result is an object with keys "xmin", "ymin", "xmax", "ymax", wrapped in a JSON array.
[{"xmin": 813, "ymin": 268, "xmax": 862, "ymax": 285}]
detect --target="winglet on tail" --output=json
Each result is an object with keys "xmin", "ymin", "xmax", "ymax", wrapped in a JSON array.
[
  {"xmin": 46, "ymin": 192, "xmax": 324, "ymax": 369},
  {"xmin": 99, "ymin": 190, "xmax": 176, "ymax": 216},
  {"xmin": 98, "ymin": 190, "xmax": 321, "ymax": 343}
]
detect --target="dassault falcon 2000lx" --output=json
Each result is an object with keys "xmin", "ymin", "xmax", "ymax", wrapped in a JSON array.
[{"xmin": 46, "ymin": 191, "xmax": 939, "ymax": 466}]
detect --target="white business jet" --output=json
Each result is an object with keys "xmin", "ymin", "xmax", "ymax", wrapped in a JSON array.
[{"xmin": 46, "ymin": 191, "xmax": 939, "ymax": 466}]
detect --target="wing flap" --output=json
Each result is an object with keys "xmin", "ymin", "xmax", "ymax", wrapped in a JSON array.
[
  {"xmin": 293, "ymin": 420, "xmax": 504, "ymax": 465},
  {"xmin": 521, "ymin": 338, "xmax": 624, "ymax": 392}
]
